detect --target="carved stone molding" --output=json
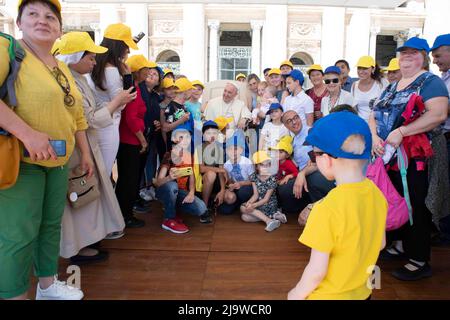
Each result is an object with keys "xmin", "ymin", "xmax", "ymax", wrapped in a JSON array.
[
  {"xmin": 208, "ymin": 19, "xmax": 220, "ymax": 31},
  {"xmin": 152, "ymin": 20, "xmax": 182, "ymax": 37},
  {"xmin": 288, "ymin": 40, "xmax": 321, "ymax": 55},
  {"xmin": 289, "ymin": 23, "xmax": 321, "ymax": 40},
  {"xmin": 151, "ymin": 38, "xmax": 183, "ymax": 60}
]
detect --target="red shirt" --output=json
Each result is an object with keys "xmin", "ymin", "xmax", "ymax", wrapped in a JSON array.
[
  {"xmin": 119, "ymin": 85, "xmax": 146, "ymax": 145},
  {"xmin": 277, "ymin": 159, "xmax": 299, "ymax": 180}
]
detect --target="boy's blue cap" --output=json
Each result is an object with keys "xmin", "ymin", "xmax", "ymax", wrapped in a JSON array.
[
  {"xmin": 305, "ymin": 111, "xmax": 372, "ymax": 160},
  {"xmin": 202, "ymin": 120, "xmax": 219, "ymax": 133},
  {"xmin": 226, "ymin": 130, "xmax": 246, "ymax": 149},
  {"xmin": 431, "ymin": 34, "xmax": 450, "ymax": 51},
  {"xmin": 286, "ymin": 69, "xmax": 304, "ymax": 86},
  {"xmin": 324, "ymin": 66, "xmax": 341, "ymax": 75},
  {"xmin": 155, "ymin": 66, "xmax": 163, "ymax": 75},
  {"xmin": 266, "ymin": 102, "xmax": 283, "ymax": 115},
  {"xmin": 172, "ymin": 122, "xmax": 193, "ymax": 135},
  {"xmin": 397, "ymin": 37, "xmax": 430, "ymax": 53}
]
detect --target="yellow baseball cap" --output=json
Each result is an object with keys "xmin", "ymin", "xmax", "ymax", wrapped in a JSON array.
[
  {"xmin": 235, "ymin": 73, "xmax": 246, "ymax": 80},
  {"xmin": 52, "ymin": 31, "xmax": 107, "ymax": 55},
  {"xmin": 104, "ymin": 23, "xmax": 139, "ymax": 50},
  {"xmin": 356, "ymin": 56, "xmax": 376, "ymax": 68},
  {"xmin": 280, "ymin": 60, "xmax": 294, "ymax": 69},
  {"xmin": 214, "ymin": 116, "xmax": 233, "ymax": 131},
  {"xmin": 386, "ymin": 58, "xmax": 400, "ymax": 71},
  {"xmin": 126, "ymin": 55, "xmax": 157, "ymax": 73},
  {"xmin": 269, "ymin": 135, "xmax": 293, "ymax": 156},
  {"xmin": 18, "ymin": 0, "xmax": 61, "ymax": 13},
  {"xmin": 191, "ymin": 80, "xmax": 205, "ymax": 89},
  {"xmin": 307, "ymin": 64, "xmax": 324, "ymax": 75},
  {"xmin": 163, "ymin": 68, "xmax": 174, "ymax": 76},
  {"xmin": 252, "ymin": 150, "xmax": 271, "ymax": 165},
  {"xmin": 174, "ymin": 78, "xmax": 195, "ymax": 92},
  {"xmin": 268, "ymin": 68, "xmax": 281, "ymax": 76},
  {"xmin": 161, "ymin": 78, "xmax": 176, "ymax": 89}
]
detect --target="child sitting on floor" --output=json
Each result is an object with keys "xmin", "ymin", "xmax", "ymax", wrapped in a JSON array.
[{"xmin": 240, "ymin": 151, "xmax": 287, "ymax": 231}]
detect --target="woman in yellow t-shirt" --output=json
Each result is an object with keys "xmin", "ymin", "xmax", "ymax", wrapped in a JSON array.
[{"xmin": 0, "ymin": 0, "xmax": 92, "ymax": 300}]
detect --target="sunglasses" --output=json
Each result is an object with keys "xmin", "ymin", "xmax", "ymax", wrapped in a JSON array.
[
  {"xmin": 308, "ymin": 150, "xmax": 337, "ymax": 163},
  {"xmin": 324, "ymin": 78, "xmax": 340, "ymax": 84}
]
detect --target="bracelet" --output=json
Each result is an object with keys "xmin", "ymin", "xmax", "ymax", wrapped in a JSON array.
[{"xmin": 398, "ymin": 127, "xmax": 405, "ymax": 137}]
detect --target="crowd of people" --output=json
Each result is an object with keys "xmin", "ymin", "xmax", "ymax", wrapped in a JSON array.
[{"xmin": 0, "ymin": 0, "xmax": 449, "ymax": 301}]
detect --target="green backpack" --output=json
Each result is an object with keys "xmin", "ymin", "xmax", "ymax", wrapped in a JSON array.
[{"xmin": 0, "ymin": 32, "xmax": 25, "ymax": 135}]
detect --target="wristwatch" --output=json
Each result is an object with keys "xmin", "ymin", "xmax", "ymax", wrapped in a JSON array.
[{"xmin": 306, "ymin": 203, "xmax": 314, "ymax": 210}]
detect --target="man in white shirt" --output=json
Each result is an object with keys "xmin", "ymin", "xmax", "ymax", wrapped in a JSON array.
[
  {"xmin": 204, "ymin": 83, "xmax": 251, "ymax": 130},
  {"xmin": 283, "ymin": 70, "xmax": 314, "ymax": 128}
]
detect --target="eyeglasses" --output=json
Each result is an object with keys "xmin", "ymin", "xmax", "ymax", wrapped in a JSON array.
[
  {"xmin": 324, "ymin": 78, "xmax": 340, "ymax": 84},
  {"xmin": 284, "ymin": 115, "xmax": 300, "ymax": 125}
]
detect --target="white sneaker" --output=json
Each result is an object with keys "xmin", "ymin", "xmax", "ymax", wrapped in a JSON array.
[
  {"xmin": 265, "ymin": 219, "xmax": 281, "ymax": 232},
  {"xmin": 36, "ymin": 276, "xmax": 84, "ymax": 300},
  {"xmin": 273, "ymin": 211, "xmax": 287, "ymax": 224}
]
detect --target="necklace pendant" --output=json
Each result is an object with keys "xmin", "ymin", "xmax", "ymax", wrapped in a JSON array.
[{"xmin": 64, "ymin": 94, "xmax": 75, "ymax": 107}]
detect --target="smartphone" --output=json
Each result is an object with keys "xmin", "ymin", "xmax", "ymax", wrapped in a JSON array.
[
  {"xmin": 176, "ymin": 167, "xmax": 193, "ymax": 177},
  {"xmin": 123, "ymin": 74, "xmax": 136, "ymax": 93},
  {"xmin": 24, "ymin": 140, "xmax": 66, "ymax": 157},
  {"xmin": 133, "ymin": 32, "xmax": 145, "ymax": 44}
]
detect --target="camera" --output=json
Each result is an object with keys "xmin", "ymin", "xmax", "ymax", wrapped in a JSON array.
[{"xmin": 133, "ymin": 32, "xmax": 145, "ymax": 44}]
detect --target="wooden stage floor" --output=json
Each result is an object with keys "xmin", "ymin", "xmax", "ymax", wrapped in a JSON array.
[{"xmin": 31, "ymin": 202, "xmax": 450, "ymax": 300}]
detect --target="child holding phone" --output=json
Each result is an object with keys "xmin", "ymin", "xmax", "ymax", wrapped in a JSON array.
[{"xmin": 155, "ymin": 123, "xmax": 212, "ymax": 234}]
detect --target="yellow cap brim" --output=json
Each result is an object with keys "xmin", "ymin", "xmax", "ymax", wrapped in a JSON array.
[
  {"xmin": 124, "ymin": 39, "xmax": 139, "ymax": 51},
  {"xmin": 87, "ymin": 44, "xmax": 108, "ymax": 54}
]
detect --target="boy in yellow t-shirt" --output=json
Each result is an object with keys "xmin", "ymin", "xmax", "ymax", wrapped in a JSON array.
[{"xmin": 288, "ymin": 111, "xmax": 387, "ymax": 300}]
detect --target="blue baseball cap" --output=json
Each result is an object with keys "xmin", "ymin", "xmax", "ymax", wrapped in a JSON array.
[
  {"xmin": 396, "ymin": 37, "xmax": 430, "ymax": 53},
  {"xmin": 431, "ymin": 34, "xmax": 450, "ymax": 51},
  {"xmin": 266, "ymin": 103, "xmax": 283, "ymax": 115},
  {"xmin": 286, "ymin": 69, "xmax": 304, "ymax": 86},
  {"xmin": 225, "ymin": 130, "xmax": 246, "ymax": 149},
  {"xmin": 202, "ymin": 120, "xmax": 219, "ymax": 133},
  {"xmin": 172, "ymin": 122, "xmax": 193, "ymax": 135},
  {"xmin": 305, "ymin": 111, "xmax": 372, "ymax": 160},
  {"xmin": 324, "ymin": 66, "xmax": 341, "ymax": 75}
]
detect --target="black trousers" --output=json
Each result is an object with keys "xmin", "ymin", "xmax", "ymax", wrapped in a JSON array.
[
  {"xmin": 387, "ymin": 160, "xmax": 432, "ymax": 262},
  {"xmin": 115, "ymin": 143, "xmax": 141, "ymax": 221}
]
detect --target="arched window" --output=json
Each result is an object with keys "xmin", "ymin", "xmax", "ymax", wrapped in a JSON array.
[
  {"xmin": 156, "ymin": 50, "xmax": 181, "ymax": 74},
  {"xmin": 290, "ymin": 52, "xmax": 314, "ymax": 88}
]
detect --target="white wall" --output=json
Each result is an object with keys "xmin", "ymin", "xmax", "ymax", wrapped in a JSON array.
[
  {"xmin": 345, "ymin": 9, "xmax": 371, "ymax": 78},
  {"xmin": 181, "ymin": 4, "xmax": 206, "ymax": 82},
  {"xmin": 261, "ymin": 4, "xmax": 288, "ymax": 70},
  {"xmin": 321, "ymin": 7, "xmax": 345, "ymax": 68},
  {"xmin": 125, "ymin": 4, "xmax": 149, "ymax": 58}
]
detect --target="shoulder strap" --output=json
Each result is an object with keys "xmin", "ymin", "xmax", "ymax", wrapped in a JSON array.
[
  {"xmin": 397, "ymin": 144, "xmax": 413, "ymax": 226},
  {"xmin": 0, "ymin": 32, "xmax": 25, "ymax": 108}
]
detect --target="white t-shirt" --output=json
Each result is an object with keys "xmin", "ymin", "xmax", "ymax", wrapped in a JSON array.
[
  {"xmin": 320, "ymin": 90, "xmax": 355, "ymax": 117},
  {"xmin": 351, "ymin": 80, "xmax": 386, "ymax": 122},
  {"xmin": 260, "ymin": 122, "xmax": 290, "ymax": 151},
  {"xmin": 283, "ymin": 91, "xmax": 314, "ymax": 128},
  {"xmin": 224, "ymin": 156, "xmax": 255, "ymax": 183}
]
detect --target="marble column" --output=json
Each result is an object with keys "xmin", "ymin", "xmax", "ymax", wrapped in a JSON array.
[
  {"xmin": 208, "ymin": 19, "xmax": 220, "ymax": 81},
  {"xmin": 250, "ymin": 20, "xmax": 263, "ymax": 77},
  {"xmin": 369, "ymin": 26, "xmax": 381, "ymax": 59},
  {"xmin": 321, "ymin": 7, "xmax": 345, "ymax": 68},
  {"xmin": 261, "ymin": 5, "xmax": 287, "ymax": 70}
]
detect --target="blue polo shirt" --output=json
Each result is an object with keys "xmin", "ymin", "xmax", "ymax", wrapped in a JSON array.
[
  {"xmin": 342, "ymin": 77, "xmax": 358, "ymax": 92},
  {"xmin": 292, "ymin": 126, "xmax": 313, "ymax": 170}
]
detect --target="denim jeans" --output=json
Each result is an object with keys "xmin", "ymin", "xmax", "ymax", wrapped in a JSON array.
[
  {"xmin": 156, "ymin": 181, "xmax": 207, "ymax": 219},
  {"xmin": 217, "ymin": 185, "xmax": 253, "ymax": 215}
]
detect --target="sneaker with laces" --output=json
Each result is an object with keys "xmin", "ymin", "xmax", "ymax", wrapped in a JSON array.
[
  {"xmin": 162, "ymin": 219, "xmax": 189, "ymax": 234},
  {"xmin": 36, "ymin": 276, "xmax": 84, "ymax": 300},
  {"xmin": 273, "ymin": 211, "xmax": 287, "ymax": 224},
  {"xmin": 199, "ymin": 212, "xmax": 213, "ymax": 224},
  {"xmin": 265, "ymin": 219, "xmax": 281, "ymax": 232}
]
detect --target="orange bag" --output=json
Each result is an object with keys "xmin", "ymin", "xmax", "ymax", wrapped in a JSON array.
[{"xmin": 0, "ymin": 134, "xmax": 20, "ymax": 190}]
